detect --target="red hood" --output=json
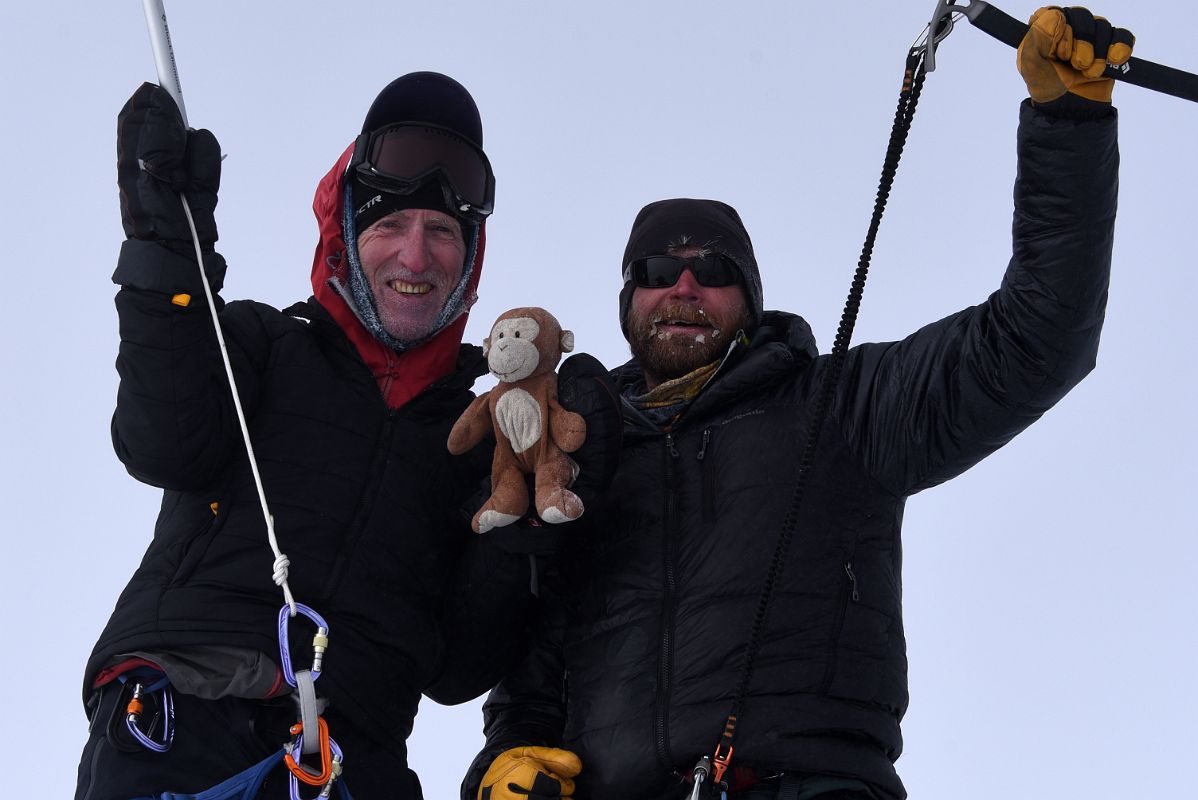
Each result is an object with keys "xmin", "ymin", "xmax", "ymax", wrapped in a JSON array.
[{"xmin": 310, "ymin": 145, "xmax": 485, "ymax": 409}]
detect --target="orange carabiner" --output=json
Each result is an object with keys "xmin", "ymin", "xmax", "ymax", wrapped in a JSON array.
[
  {"xmin": 283, "ymin": 716, "xmax": 334, "ymax": 786},
  {"xmin": 712, "ymin": 741, "xmax": 734, "ymax": 785}
]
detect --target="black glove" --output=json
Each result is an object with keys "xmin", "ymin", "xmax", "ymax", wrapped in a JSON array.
[
  {"xmin": 556, "ymin": 353, "xmax": 622, "ymax": 506},
  {"xmin": 117, "ymin": 83, "xmax": 222, "ymax": 259}
]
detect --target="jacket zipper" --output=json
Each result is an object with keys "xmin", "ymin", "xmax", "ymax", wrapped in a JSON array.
[
  {"xmin": 844, "ymin": 562, "xmax": 860, "ymax": 602},
  {"xmin": 819, "ymin": 559, "xmax": 862, "ymax": 693},
  {"xmin": 322, "ymin": 407, "xmax": 399, "ymax": 594},
  {"xmin": 697, "ymin": 428, "xmax": 715, "ymax": 521},
  {"xmin": 656, "ymin": 433, "xmax": 680, "ymax": 772}
]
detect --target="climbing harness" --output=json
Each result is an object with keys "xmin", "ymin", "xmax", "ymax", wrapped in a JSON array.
[
  {"xmin": 136, "ymin": 2, "xmax": 343, "ymax": 795},
  {"xmin": 691, "ymin": 1, "xmax": 1197, "ymax": 794}
]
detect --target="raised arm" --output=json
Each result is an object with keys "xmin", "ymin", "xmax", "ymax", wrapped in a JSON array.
[
  {"xmin": 841, "ymin": 97, "xmax": 1118, "ymax": 496},
  {"xmin": 110, "ymin": 83, "xmax": 259, "ymax": 490},
  {"xmin": 840, "ymin": 8, "xmax": 1132, "ymax": 495}
]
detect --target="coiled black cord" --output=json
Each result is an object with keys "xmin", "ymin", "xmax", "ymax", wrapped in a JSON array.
[{"xmin": 711, "ymin": 47, "xmax": 930, "ymax": 782}]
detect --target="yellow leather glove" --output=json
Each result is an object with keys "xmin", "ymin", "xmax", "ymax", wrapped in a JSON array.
[
  {"xmin": 1017, "ymin": 6, "xmax": 1134, "ymax": 104},
  {"xmin": 478, "ymin": 746, "xmax": 583, "ymax": 800}
]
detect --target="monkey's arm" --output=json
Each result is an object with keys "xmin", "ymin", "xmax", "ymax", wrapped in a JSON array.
[
  {"xmin": 547, "ymin": 394, "xmax": 586, "ymax": 453},
  {"xmin": 448, "ymin": 393, "xmax": 494, "ymax": 454}
]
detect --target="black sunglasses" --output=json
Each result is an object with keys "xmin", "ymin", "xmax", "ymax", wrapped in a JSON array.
[
  {"xmin": 348, "ymin": 123, "xmax": 496, "ymax": 221},
  {"xmin": 624, "ymin": 254, "xmax": 741, "ymax": 289}
]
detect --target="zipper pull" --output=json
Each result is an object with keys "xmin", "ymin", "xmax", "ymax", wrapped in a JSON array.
[
  {"xmin": 696, "ymin": 429, "xmax": 711, "ymax": 461},
  {"xmin": 844, "ymin": 562, "xmax": 860, "ymax": 602},
  {"xmin": 666, "ymin": 433, "xmax": 680, "ymax": 458}
]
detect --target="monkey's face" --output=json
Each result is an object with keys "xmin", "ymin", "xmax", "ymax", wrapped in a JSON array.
[{"xmin": 484, "ymin": 316, "xmax": 543, "ymax": 382}]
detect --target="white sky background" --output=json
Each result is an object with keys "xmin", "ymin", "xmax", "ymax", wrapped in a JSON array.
[{"xmin": 1, "ymin": 1, "xmax": 1195, "ymax": 797}]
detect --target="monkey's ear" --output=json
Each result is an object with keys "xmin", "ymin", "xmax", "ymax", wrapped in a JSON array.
[
  {"xmin": 483, "ymin": 336, "xmax": 491, "ymax": 356},
  {"xmin": 561, "ymin": 330, "xmax": 575, "ymax": 353}
]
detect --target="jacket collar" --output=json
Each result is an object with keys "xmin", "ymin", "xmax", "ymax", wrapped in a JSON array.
[
  {"xmin": 614, "ymin": 310, "xmax": 818, "ymax": 430},
  {"xmin": 284, "ymin": 297, "xmax": 486, "ymax": 399}
]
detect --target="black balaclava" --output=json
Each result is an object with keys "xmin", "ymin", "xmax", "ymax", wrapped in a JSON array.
[
  {"xmin": 343, "ymin": 71, "xmax": 486, "ymax": 351},
  {"xmin": 618, "ymin": 198, "xmax": 764, "ymax": 339}
]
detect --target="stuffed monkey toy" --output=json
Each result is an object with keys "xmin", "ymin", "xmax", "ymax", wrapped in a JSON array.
[{"xmin": 448, "ymin": 307, "xmax": 587, "ymax": 533}]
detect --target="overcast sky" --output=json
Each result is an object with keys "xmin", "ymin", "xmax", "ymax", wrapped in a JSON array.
[{"xmin": 2, "ymin": 2, "xmax": 1195, "ymax": 798}]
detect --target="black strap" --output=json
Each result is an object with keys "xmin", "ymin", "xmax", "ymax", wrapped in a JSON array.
[{"xmin": 971, "ymin": 2, "xmax": 1198, "ymax": 104}]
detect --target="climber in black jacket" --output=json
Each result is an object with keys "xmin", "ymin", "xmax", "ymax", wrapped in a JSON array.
[{"xmin": 465, "ymin": 7, "xmax": 1133, "ymax": 800}]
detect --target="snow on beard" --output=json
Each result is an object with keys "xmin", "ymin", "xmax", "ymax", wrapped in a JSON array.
[{"xmin": 628, "ymin": 301, "xmax": 751, "ymax": 384}]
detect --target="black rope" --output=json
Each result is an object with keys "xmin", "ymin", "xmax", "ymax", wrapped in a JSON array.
[{"xmin": 712, "ymin": 48, "xmax": 929, "ymax": 777}]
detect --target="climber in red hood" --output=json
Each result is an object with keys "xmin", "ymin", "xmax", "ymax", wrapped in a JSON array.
[{"xmin": 77, "ymin": 72, "xmax": 535, "ymax": 800}]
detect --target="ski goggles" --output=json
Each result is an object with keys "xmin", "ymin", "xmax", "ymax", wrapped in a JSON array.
[
  {"xmin": 348, "ymin": 122, "xmax": 495, "ymax": 221},
  {"xmin": 624, "ymin": 254, "xmax": 742, "ymax": 289}
]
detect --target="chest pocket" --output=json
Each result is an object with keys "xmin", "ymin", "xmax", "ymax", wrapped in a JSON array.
[{"xmin": 694, "ymin": 405, "xmax": 804, "ymax": 525}]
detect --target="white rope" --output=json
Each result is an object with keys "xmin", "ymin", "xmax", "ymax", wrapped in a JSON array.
[{"xmin": 179, "ymin": 193, "xmax": 297, "ymax": 615}]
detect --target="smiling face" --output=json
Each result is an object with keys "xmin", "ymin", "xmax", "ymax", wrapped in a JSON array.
[
  {"xmin": 626, "ymin": 245, "xmax": 750, "ymax": 390},
  {"xmin": 357, "ymin": 209, "xmax": 467, "ymax": 341}
]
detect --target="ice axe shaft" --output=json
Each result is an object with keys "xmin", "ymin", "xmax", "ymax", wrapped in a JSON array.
[
  {"xmin": 141, "ymin": 0, "xmax": 188, "ymax": 125},
  {"xmin": 925, "ymin": 1, "xmax": 1198, "ymax": 104},
  {"xmin": 135, "ymin": 0, "xmax": 299, "ymax": 616}
]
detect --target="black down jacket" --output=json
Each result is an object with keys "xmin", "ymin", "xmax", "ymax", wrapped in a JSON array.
[
  {"xmin": 86, "ymin": 260, "xmax": 533, "ymax": 783},
  {"xmin": 465, "ymin": 101, "xmax": 1119, "ymax": 800}
]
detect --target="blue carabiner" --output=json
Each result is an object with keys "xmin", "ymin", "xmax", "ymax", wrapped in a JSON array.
[
  {"xmin": 119, "ymin": 671, "xmax": 175, "ymax": 753},
  {"xmin": 277, "ymin": 602, "xmax": 331, "ymax": 686}
]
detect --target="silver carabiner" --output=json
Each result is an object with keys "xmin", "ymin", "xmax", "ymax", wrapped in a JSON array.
[{"xmin": 922, "ymin": 0, "xmax": 993, "ymax": 73}]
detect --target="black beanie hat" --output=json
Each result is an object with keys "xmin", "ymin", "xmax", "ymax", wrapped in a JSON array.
[
  {"xmin": 618, "ymin": 198, "xmax": 764, "ymax": 338},
  {"xmin": 343, "ymin": 72, "xmax": 487, "ymax": 353},
  {"xmin": 351, "ymin": 179, "xmax": 459, "ymax": 233},
  {"xmin": 362, "ymin": 72, "xmax": 482, "ymax": 145},
  {"xmin": 351, "ymin": 71, "xmax": 485, "ymax": 233}
]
